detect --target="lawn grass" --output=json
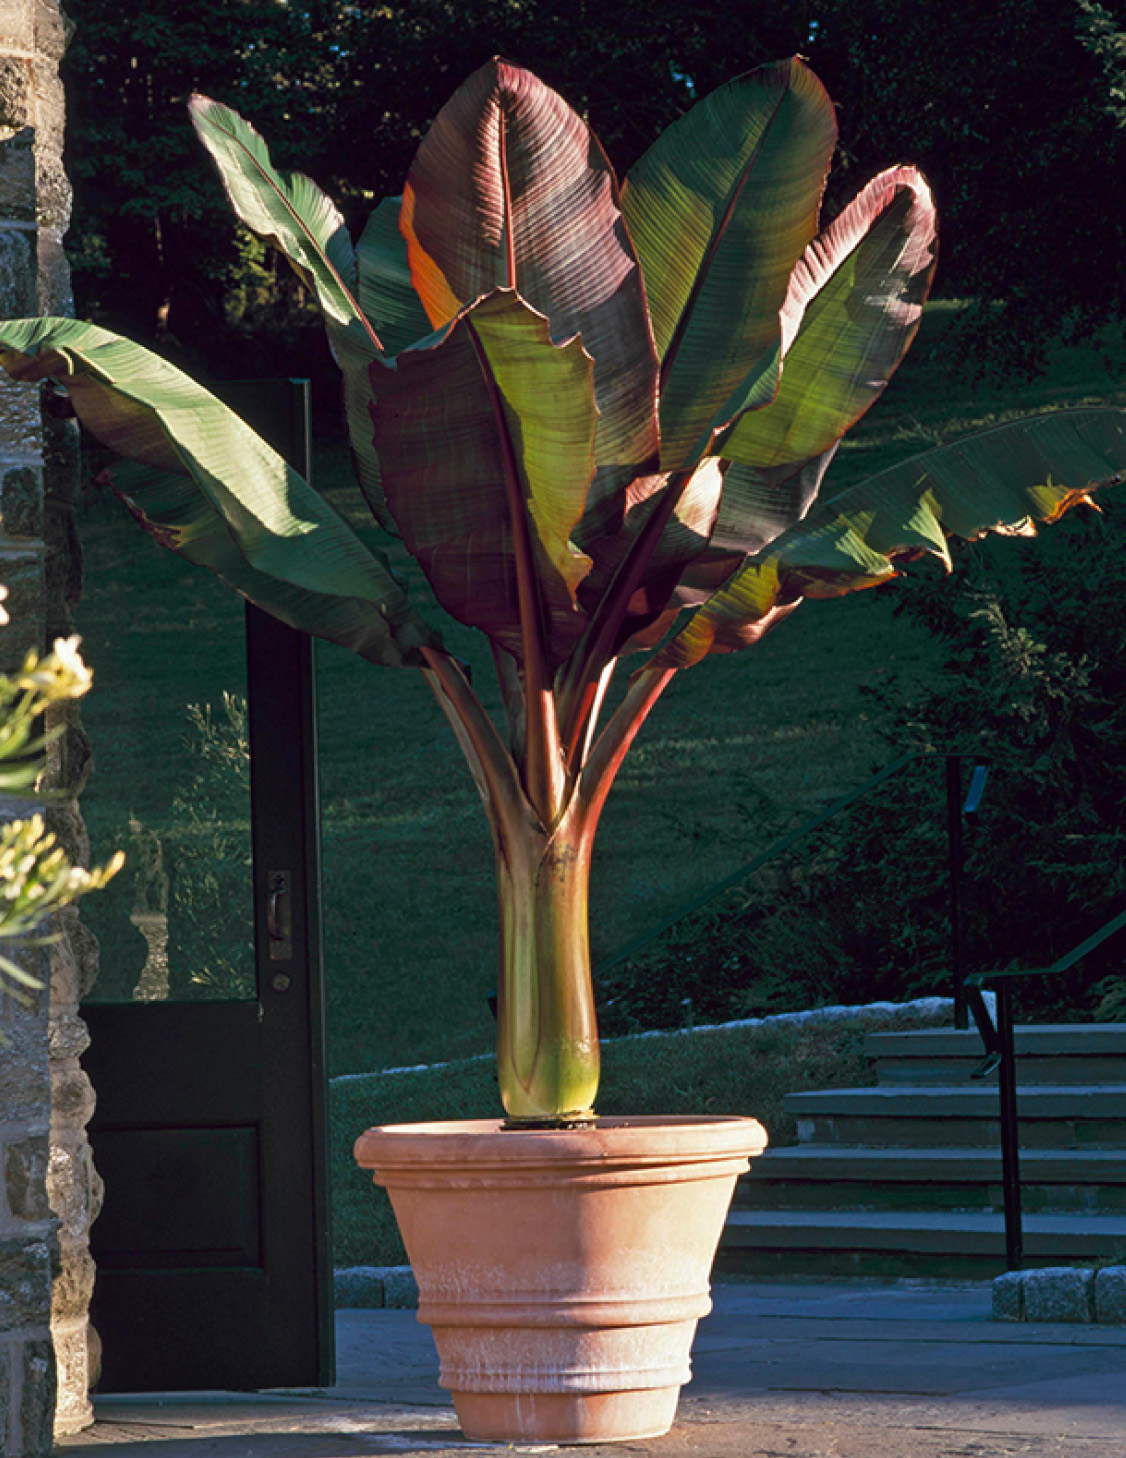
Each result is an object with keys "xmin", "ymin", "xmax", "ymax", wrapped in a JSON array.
[
  {"xmin": 73, "ymin": 302, "xmax": 1126, "ymax": 1075},
  {"xmin": 332, "ymin": 1000, "xmax": 949, "ymax": 1267}
]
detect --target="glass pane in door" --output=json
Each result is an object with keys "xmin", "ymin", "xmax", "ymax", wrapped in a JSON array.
[{"xmin": 77, "ymin": 492, "xmax": 255, "ymax": 1005}]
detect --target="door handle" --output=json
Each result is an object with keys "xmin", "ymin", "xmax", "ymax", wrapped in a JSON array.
[{"xmin": 267, "ymin": 870, "xmax": 293, "ymax": 962}]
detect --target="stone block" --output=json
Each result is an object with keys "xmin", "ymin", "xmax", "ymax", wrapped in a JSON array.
[
  {"xmin": 47, "ymin": 1062, "xmax": 93, "ymax": 1131},
  {"xmin": 0, "ymin": 999, "xmax": 48, "ymax": 1126},
  {"xmin": 0, "ymin": 1340, "xmax": 10, "ymax": 1451},
  {"xmin": 383, "ymin": 1267, "xmax": 419, "ymax": 1309},
  {"xmin": 20, "ymin": 1336, "xmax": 54, "ymax": 1454},
  {"xmin": 67, "ymin": 915, "xmax": 99, "ymax": 1001},
  {"xmin": 1094, "ymin": 1266, "xmax": 1126, "ymax": 1324},
  {"xmin": 35, "ymin": 242, "xmax": 73, "ymax": 318},
  {"xmin": 0, "ymin": 229, "xmax": 35, "ymax": 317},
  {"xmin": 334, "ymin": 1265, "xmax": 419, "ymax": 1309},
  {"xmin": 1022, "ymin": 1266, "xmax": 1095, "ymax": 1324},
  {"xmin": 1, "ymin": 463, "xmax": 42, "ymax": 537},
  {"xmin": 0, "ymin": 60, "xmax": 31, "ymax": 134},
  {"xmin": 4, "ymin": 1136, "xmax": 49, "ymax": 1222},
  {"xmin": 34, "ymin": 154, "xmax": 69, "ymax": 233},
  {"xmin": 0, "ymin": 386, "xmax": 41, "ymax": 463},
  {"xmin": 0, "ymin": 126, "xmax": 34, "ymax": 218},
  {"xmin": 47, "ymin": 1011, "xmax": 88, "ymax": 1062},
  {"xmin": 34, "ymin": 0, "xmax": 73, "ymax": 62},
  {"xmin": 334, "ymin": 1266, "xmax": 385, "ymax": 1308},
  {"xmin": 50, "ymin": 1246, "xmax": 93, "ymax": 1323},
  {"xmin": 0, "ymin": 1238, "xmax": 50, "ymax": 1331},
  {"xmin": 991, "ymin": 1270, "xmax": 1024, "ymax": 1322},
  {"xmin": 46, "ymin": 1137, "xmax": 95, "ymax": 1243},
  {"xmin": 0, "ymin": 547, "xmax": 46, "ymax": 664},
  {"xmin": 0, "ymin": 1, "xmax": 35, "ymax": 54},
  {"xmin": 50, "ymin": 1317, "xmax": 89, "ymax": 1436}
]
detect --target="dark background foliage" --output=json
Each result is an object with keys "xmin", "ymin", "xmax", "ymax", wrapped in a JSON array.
[
  {"xmin": 596, "ymin": 495, "xmax": 1126, "ymax": 1035},
  {"xmin": 62, "ymin": 0, "xmax": 1126, "ymax": 392}
]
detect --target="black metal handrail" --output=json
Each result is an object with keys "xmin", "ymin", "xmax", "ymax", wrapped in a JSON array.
[
  {"xmin": 963, "ymin": 905, "xmax": 1126, "ymax": 1271},
  {"xmin": 596, "ymin": 750, "xmax": 988, "ymax": 1027}
]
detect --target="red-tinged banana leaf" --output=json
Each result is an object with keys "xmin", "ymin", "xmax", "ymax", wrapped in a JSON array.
[
  {"xmin": 621, "ymin": 58, "xmax": 837, "ymax": 470},
  {"xmin": 659, "ymin": 447, "xmax": 836, "ymax": 618},
  {"xmin": 575, "ymin": 460, "xmax": 723, "ymax": 638},
  {"xmin": 649, "ymin": 408, "xmax": 1126, "ymax": 670},
  {"xmin": 355, "ymin": 196, "xmax": 435, "ymax": 356},
  {"xmin": 605, "ymin": 450, "xmax": 833, "ymax": 659},
  {"xmin": 400, "ymin": 58, "xmax": 659, "ymax": 475},
  {"xmin": 370, "ymin": 289, "xmax": 597, "ymax": 665},
  {"xmin": 0, "ymin": 318, "xmax": 438, "ymax": 667},
  {"xmin": 721, "ymin": 168, "xmax": 937, "ymax": 470},
  {"xmin": 188, "ymin": 98, "xmax": 406, "ymax": 535}
]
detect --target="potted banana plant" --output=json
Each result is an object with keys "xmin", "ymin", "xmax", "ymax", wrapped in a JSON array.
[{"xmin": 2, "ymin": 56, "xmax": 1124, "ymax": 1444}]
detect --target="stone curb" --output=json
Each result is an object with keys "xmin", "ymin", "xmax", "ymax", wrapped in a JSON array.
[
  {"xmin": 334, "ymin": 1265, "xmax": 419, "ymax": 1309},
  {"xmin": 993, "ymin": 1265, "xmax": 1126, "ymax": 1323}
]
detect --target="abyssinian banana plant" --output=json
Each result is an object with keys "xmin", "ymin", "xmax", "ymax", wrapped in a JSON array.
[{"xmin": 0, "ymin": 59, "xmax": 1123, "ymax": 1120}]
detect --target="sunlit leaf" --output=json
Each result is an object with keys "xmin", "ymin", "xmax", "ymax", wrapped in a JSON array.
[
  {"xmin": 370, "ymin": 289, "xmax": 597, "ymax": 664},
  {"xmin": 721, "ymin": 167, "xmax": 937, "ymax": 469},
  {"xmin": 621, "ymin": 58, "xmax": 837, "ymax": 469},
  {"xmin": 0, "ymin": 318, "xmax": 437, "ymax": 667},
  {"xmin": 190, "ymin": 95, "xmax": 373, "ymax": 343},
  {"xmin": 401, "ymin": 58, "xmax": 659, "ymax": 475},
  {"xmin": 651, "ymin": 409, "xmax": 1126, "ymax": 668}
]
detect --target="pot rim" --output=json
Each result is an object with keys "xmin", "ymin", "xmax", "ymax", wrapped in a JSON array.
[{"xmin": 354, "ymin": 1113, "xmax": 767, "ymax": 1175}]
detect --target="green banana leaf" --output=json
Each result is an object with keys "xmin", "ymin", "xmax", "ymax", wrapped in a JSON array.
[
  {"xmin": 370, "ymin": 290, "xmax": 597, "ymax": 665},
  {"xmin": 621, "ymin": 58, "xmax": 838, "ymax": 470},
  {"xmin": 355, "ymin": 196, "xmax": 435, "ymax": 357},
  {"xmin": 189, "ymin": 96, "xmax": 406, "ymax": 535},
  {"xmin": 0, "ymin": 318, "xmax": 437, "ymax": 667},
  {"xmin": 721, "ymin": 167, "xmax": 938, "ymax": 470},
  {"xmin": 651, "ymin": 408, "xmax": 1126, "ymax": 669},
  {"xmin": 400, "ymin": 58, "xmax": 659, "ymax": 476},
  {"xmin": 190, "ymin": 96, "xmax": 372, "ymax": 343}
]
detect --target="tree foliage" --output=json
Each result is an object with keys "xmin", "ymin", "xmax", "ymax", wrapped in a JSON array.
[{"xmin": 62, "ymin": 0, "xmax": 1126, "ymax": 386}]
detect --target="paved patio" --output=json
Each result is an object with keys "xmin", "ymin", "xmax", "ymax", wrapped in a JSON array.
[{"xmin": 59, "ymin": 1279, "xmax": 1126, "ymax": 1456}]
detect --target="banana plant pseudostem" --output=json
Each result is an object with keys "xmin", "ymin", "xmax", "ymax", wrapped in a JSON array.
[{"xmin": 1, "ymin": 58, "xmax": 1124, "ymax": 1123}]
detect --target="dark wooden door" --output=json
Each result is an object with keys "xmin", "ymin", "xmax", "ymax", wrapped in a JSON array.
[{"xmin": 82, "ymin": 380, "xmax": 333, "ymax": 1392}]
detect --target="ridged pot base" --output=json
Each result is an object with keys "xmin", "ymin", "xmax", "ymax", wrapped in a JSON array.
[
  {"xmin": 453, "ymin": 1386, "xmax": 679, "ymax": 1444},
  {"xmin": 353, "ymin": 1115, "xmax": 767, "ymax": 1445}
]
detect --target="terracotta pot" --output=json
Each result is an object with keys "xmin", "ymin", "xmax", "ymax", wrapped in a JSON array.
[{"xmin": 353, "ymin": 1114, "xmax": 766, "ymax": 1444}]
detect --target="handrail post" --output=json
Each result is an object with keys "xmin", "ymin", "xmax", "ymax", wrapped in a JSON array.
[
  {"xmin": 945, "ymin": 754, "xmax": 968, "ymax": 1029},
  {"xmin": 996, "ymin": 981, "xmax": 1023, "ymax": 1271}
]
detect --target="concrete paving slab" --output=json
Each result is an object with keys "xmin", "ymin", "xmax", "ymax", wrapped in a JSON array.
[{"xmin": 58, "ymin": 1279, "xmax": 1126, "ymax": 1458}]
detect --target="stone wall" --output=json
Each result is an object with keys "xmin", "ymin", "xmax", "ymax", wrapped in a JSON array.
[{"xmin": 0, "ymin": 0, "xmax": 97, "ymax": 1450}]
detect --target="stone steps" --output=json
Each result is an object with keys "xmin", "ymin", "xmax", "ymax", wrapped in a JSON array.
[
  {"xmin": 719, "ymin": 1023, "xmax": 1126, "ymax": 1279},
  {"xmin": 735, "ymin": 1146, "xmax": 1126, "ymax": 1213},
  {"xmin": 721, "ymin": 1209, "xmax": 1126, "ymax": 1281},
  {"xmin": 788, "ymin": 1084, "xmax": 1126, "ymax": 1148},
  {"xmin": 871, "ymin": 1025, "xmax": 1126, "ymax": 1087}
]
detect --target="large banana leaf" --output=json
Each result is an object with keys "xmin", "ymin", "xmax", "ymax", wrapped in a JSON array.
[
  {"xmin": 400, "ymin": 58, "xmax": 659, "ymax": 475},
  {"xmin": 190, "ymin": 96, "xmax": 372, "ymax": 343},
  {"xmin": 621, "ymin": 58, "xmax": 837, "ymax": 470},
  {"xmin": 189, "ymin": 96, "xmax": 404, "ymax": 535},
  {"xmin": 0, "ymin": 318, "xmax": 437, "ymax": 666},
  {"xmin": 651, "ymin": 408, "xmax": 1126, "ymax": 669},
  {"xmin": 369, "ymin": 290, "xmax": 597, "ymax": 664},
  {"xmin": 721, "ymin": 168, "xmax": 937, "ymax": 470}
]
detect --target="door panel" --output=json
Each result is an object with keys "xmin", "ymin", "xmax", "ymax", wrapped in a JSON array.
[{"xmin": 82, "ymin": 380, "xmax": 332, "ymax": 1392}]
